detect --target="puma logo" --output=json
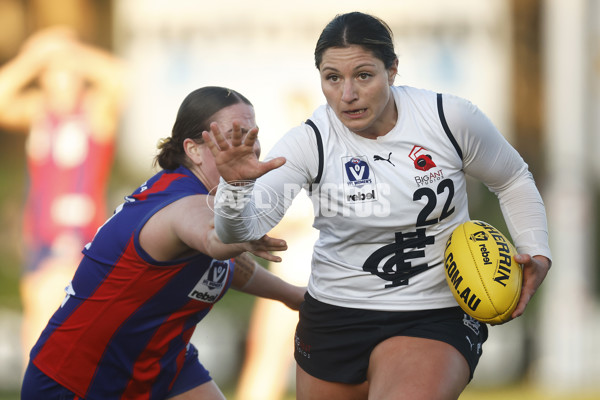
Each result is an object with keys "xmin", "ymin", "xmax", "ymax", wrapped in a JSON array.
[{"xmin": 373, "ymin": 152, "xmax": 395, "ymax": 166}]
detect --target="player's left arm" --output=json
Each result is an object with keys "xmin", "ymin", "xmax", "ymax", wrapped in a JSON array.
[
  {"xmin": 232, "ymin": 252, "xmax": 306, "ymax": 311},
  {"xmin": 443, "ymin": 94, "xmax": 552, "ymax": 318}
]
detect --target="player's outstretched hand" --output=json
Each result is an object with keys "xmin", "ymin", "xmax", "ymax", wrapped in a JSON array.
[
  {"xmin": 511, "ymin": 254, "xmax": 551, "ymax": 319},
  {"xmin": 202, "ymin": 121, "xmax": 286, "ymax": 183},
  {"xmin": 243, "ymin": 234, "xmax": 288, "ymax": 263}
]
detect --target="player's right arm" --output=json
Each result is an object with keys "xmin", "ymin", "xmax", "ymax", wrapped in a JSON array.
[
  {"xmin": 139, "ymin": 194, "xmax": 287, "ymax": 263},
  {"xmin": 231, "ymin": 252, "xmax": 306, "ymax": 310}
]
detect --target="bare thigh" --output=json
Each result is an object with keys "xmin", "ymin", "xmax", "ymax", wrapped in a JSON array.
[
  {"xmin": 296, "ymin": 364, "xmax": 368, "ymax": 400},
  {"xmin": 367, "ymin": 336, "xmax": 470, "ymax": 400},
  {"xmin": 169, "ymin": 380, "xmax": 226, "ymax": 400}
]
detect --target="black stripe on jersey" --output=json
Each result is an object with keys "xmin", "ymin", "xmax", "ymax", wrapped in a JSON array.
[
  {"xmin": 306, "ymin": 119, "xmax": 324, "ymax": 194},
  {"xmin": 437, "ymin": 93, "xmax": 463, "ymax": 161}
]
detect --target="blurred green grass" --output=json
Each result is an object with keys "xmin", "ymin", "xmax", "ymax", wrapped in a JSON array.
[
  {"xmin": 6, "ymin": 381, "xmax": 600, "ymax": 399},
  {"xmin": 223, "ymin": 384, "xmax": 600, "ymax": 400},
  {"xmin": 460, "ymin": 385, "xmax": 600, "ymax": 400}
]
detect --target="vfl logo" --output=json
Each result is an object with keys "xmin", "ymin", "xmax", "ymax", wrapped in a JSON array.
[
  {"xmin": 408, "ymin": 145, "xmax": 436, "ymax": 172},
  {"xmin": 188, "ymin": 259, "xmax": 231, "ymax": 303},
  {"xmin": 344, "ymin": 156, "xmax": 372, "ymax": 187},
  {"xmin": 373, "ymin": 152, "xmax": 395, "ymax": 166},
  {"xmin": 469, "ymin": 231, "xmax": 488, "ymax": 242}
]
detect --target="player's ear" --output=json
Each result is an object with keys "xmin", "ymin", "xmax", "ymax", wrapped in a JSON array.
[{"xmin": 183, "ymin": 138, "xmax": 203, "ymax": 165}]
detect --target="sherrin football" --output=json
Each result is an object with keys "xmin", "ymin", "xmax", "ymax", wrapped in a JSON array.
[{"xmin": 444, "ymin": 220, "xmax": 522, "ymax": 324}]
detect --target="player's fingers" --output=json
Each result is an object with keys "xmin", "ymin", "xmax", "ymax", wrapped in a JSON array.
[
  {"xmin": 267, "ymin": 242, "xmax": 288, "ymax": 252},
  {"xmin": 511, "ymin": 291, "xmax": 530, "ymax": 318},
  {"xmin": 201, "ymin": 131, "xmax": 220, "ymax": 156},
  {"xmin": 230, "ymin": 121, "xmax": 243, "ymax": 147},
  {"xmin": 510, "ymin": 253, "xmax": 532, "ymax": 318},
  {"xmin": 252, "ymin": 250, "xmax": 283, "ymax": 263},
  {"xmin": 243, "ymin": 127, "xmax": 259, "ymax": 148},
  {"xmin": 512, "ymin": 263, "xmax": 540, "ymax": 319},
  {"xmin": 514, "ymin": 253, "xmax": 530, "ymax": 265},
  {"xmin": 258, "ymin": 157, "xmax": 287, "ymax": 175},
  {"xmin": 257, "ymin": 235, "xmax": 287, "ymax": 250},
  {"xmin": 209, "ymin": 122, "xmax": 230, "ymax": 150}
]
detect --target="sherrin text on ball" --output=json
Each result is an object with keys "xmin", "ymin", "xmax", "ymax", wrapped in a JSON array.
[{"xmin": 444, "ymin": 220, "xmax": 522, "ymax": 324}]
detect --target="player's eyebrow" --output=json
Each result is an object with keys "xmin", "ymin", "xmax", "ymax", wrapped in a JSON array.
[{"xmin": 320, "ymin": 62, "xmax": 378, "ymax": 73}]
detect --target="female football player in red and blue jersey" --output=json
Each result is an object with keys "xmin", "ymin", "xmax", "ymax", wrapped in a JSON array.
[{"xmin": 21, "ymin": 86, "xmax": 304, "ymax": 400}]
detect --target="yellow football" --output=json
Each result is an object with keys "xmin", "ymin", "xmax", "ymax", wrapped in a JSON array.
[{"xmin": 444, "ymin": 220, "xmax": 522, "ymax": 324}]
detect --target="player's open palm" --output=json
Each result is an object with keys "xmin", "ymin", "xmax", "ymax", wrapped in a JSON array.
[{"xmin": 202, "ymin": 121, "xmax": 285, "ymax": 183}]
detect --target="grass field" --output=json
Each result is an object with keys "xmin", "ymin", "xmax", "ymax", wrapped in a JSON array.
[
  {"xmin": 460, "ymin": 385, "xmax": 600, "ymax": 400},
  {"xmin": 221, "ymin": 384, "xmax": 600, "ymax": 400},
  {"xmin": 262, "ymin": 387, "xmax": 600, "ymax": 400},
  {"xmin": 6, "ymin": 384, "xmax": 599, "ymax": 399}
]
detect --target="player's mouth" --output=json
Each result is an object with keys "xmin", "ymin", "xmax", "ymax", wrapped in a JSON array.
[{"xmin": 343, "ymin": 108, "xmax": 367, "ymax": 118}]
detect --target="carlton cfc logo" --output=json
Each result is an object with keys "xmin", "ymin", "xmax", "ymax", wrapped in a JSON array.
[{"xmin": 408, "ymin": 145, "xmax": 436, "ymax": 171}]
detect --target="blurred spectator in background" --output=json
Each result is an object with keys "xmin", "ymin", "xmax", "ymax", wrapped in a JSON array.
[{"xmin": 0, "ymin": 26, "xmax": 125, "ymax": 370}]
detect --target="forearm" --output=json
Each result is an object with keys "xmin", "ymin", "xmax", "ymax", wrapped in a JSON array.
[
  {"xmin": 0, "ymin": 53, "xmax": 39, "ymax": 107},
  {"xmin": 214, "ymin": 162, "xmax": 306, "ymax": 244},
  {"xmin": 203, "ymin": 229, "xmax": 247, "ymax": 260},
  {"xmin": 231, "ymin": 252, "xmax": 258, "ymax": 290},
  {"xmin": 0, "ymin": 58, "xmax": 42, "ymax": 131},
  {"xmin": 0, "ymin": 57, "xmax": 28, "ymax": 88},
  {"xmin": 214, "ymin": 179, "xmax": 280, "ymax": 243},
  {"xmin": 497, "ymin": 178, "xmax": 552, "ymax": 260},
  {"xmin": 232, "ymin": 253, "xmax": 305, "ymax": 310}
]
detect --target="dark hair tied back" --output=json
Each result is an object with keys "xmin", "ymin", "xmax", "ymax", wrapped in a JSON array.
[
  {"xmin": 314, "ymin": 12, "xmax": 397, "ymax": 70},
  {"xmin": 154, "ymin": 86, "xmax": 252, "ymax": 170}
]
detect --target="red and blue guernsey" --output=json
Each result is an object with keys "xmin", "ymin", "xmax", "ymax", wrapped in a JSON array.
[
  {"xmin": 29, "ymin": 165, "xmax": 234, "ymax": 399},
  {"xmin": 23, "ymin": 107, "xmax": 115, "ymax": 271}
]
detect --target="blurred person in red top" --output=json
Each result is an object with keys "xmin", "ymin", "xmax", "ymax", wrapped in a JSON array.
[{"xmin": 0, "ymin": 26, "xmax": 126, "ymax": 368}]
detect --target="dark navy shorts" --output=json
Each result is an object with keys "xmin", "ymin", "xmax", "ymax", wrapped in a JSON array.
[
  {"xmin": 21, "ymin": 343, "xmax": 212, "ymax": 399},
  {"xmin": 294, "ymin": 293, "xmax": 488, "ymax": 384},
  {"xmin": 169, "ymin": 343, "xmax": 213, "ymax": 397}
]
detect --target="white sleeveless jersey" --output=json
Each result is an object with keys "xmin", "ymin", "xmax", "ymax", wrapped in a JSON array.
[{"xmin": 215, "ymin": 86, "xmax": 551, "ymax": 311}]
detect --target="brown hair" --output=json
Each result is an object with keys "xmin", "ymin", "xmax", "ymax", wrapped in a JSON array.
[{"xmin": 154, "ymin": 86, "xmax": 253, "ymax": 170}]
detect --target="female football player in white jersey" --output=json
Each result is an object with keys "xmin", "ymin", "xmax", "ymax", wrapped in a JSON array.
[{"xmin": 205, "ymin": 12, "xmax": 552, "ymax": 400}]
